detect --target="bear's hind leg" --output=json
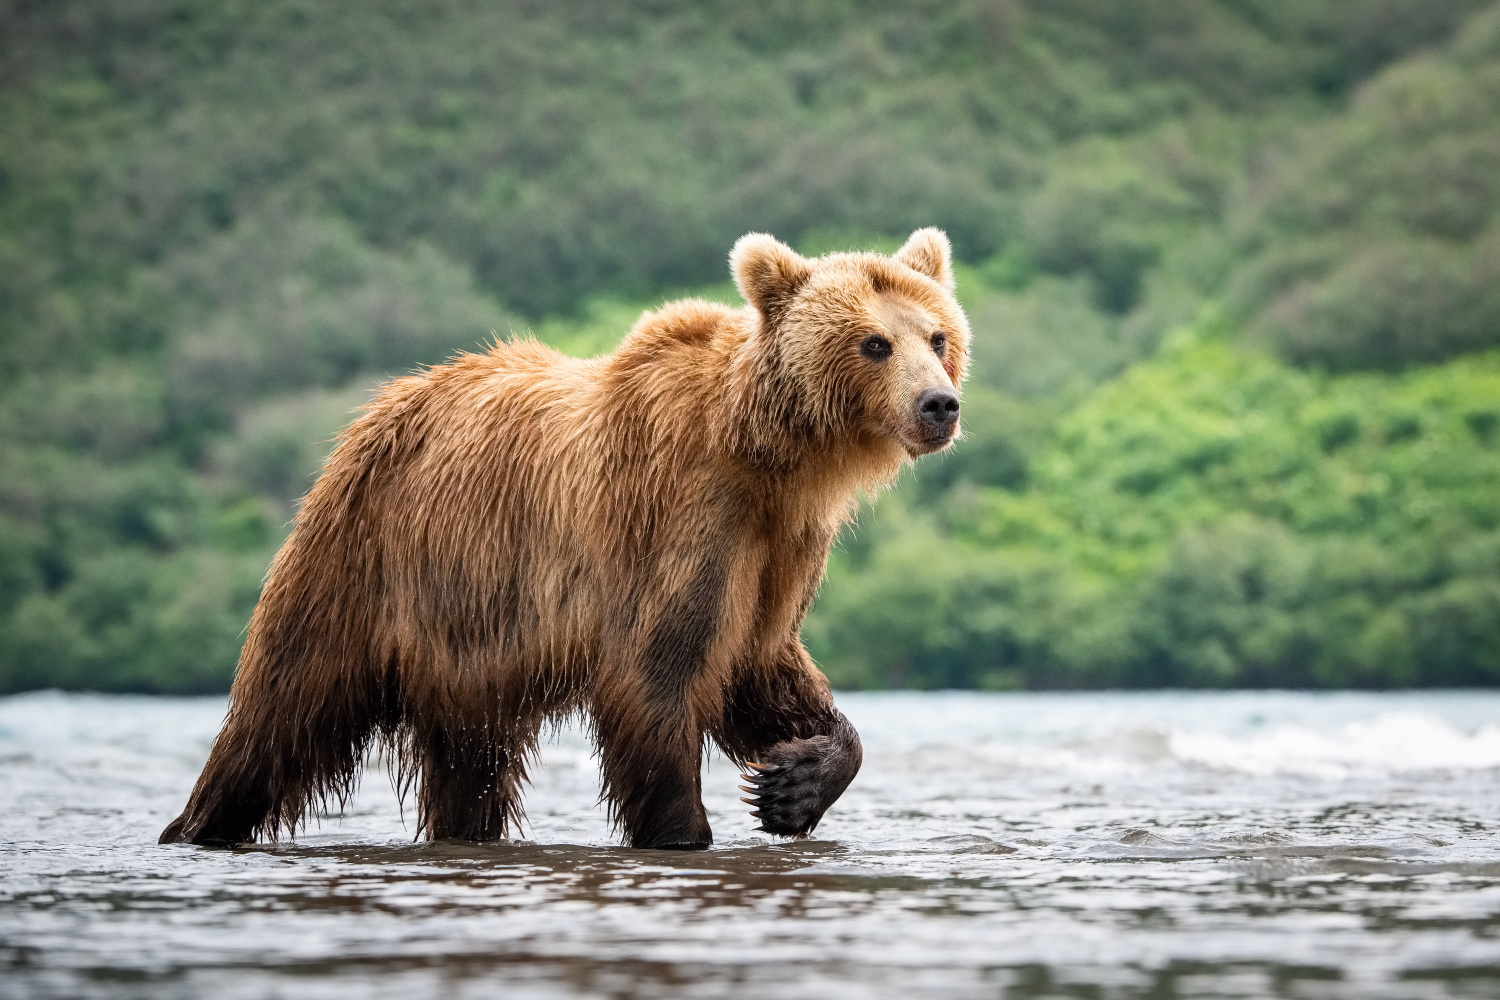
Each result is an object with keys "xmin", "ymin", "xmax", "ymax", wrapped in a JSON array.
[
  {"xmin": 411, "ymin": 708, "xmax": 538, "ymax": 842},
  {"xmin": 160, "ymin": 653, "xmax": 389, "ymax": 846}
]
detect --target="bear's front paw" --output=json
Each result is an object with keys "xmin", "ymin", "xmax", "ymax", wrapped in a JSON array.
[{"xmin": 738, "ymin": 728, "xmax": 861, "ymax": 838}]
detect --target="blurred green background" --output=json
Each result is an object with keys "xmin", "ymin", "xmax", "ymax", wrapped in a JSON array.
[{"xmin": 3, "ymin": 0, "xmax": 1499, "ymax": 692}]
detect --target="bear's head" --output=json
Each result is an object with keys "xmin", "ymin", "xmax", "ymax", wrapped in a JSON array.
[{"xmin": 729, "ymin": 228, "xmax": 970, "ymax": 468}]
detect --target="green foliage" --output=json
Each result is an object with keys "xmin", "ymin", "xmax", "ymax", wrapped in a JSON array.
[
  {"xmin": 2, "ymin": 0, "xmax": 1499, "ymax": 691},
  {"xmin": 0, "ymin": 548, "xmax": 267, "ymax": 694},
  {"xmin": 1232, "ymin": 7, "xmax": 1500, "ymax": 367},
  {"xmin": 1024, "ymin": 139, "xmax": 1212, "ymax": 312},
  {"xmin": 809, "ymin": 336, "xmax": 1500, "ymax": 689}
]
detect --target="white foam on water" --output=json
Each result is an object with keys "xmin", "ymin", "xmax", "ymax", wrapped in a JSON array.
[
  {"xmin": 843, "ymin": 693, "xmax": 1500, "ymax": 782},
  {"xmin": 1166, "ymin": 711, "xmax": 1500, "ymax": 778}
]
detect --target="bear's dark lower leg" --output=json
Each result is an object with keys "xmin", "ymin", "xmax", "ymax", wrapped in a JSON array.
[
  {"xmin": 620, "ymin": 753, "xmax": 712, "ymax": 850},
  {"xmin": 621, "ymin": 756, "xmax": 711, "ymax": 850},
  {"xmin": 160, "ymin": 691, "xmax": 378, "ymax": 846},
  {"xmin": 158, "ymin": 734, "xmax": 277, "ymax": 846},
  {"xmin": 595, "ymin": 705, "xmax": 712, "ymax": 850},
  {"xmin": 717, "ymin": 647, "xmax": 863, "ymax": 838},
  {"xmin": 414, "ymin": 719, "xmax": 529, "ymax": 842}
]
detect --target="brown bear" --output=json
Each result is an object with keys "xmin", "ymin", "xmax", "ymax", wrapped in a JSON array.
[{"xmin": 160, "ymin": 228, "xmax": 970, "ymax": 850}]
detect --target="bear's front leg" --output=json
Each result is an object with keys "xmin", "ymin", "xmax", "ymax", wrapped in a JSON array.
[
  {"xmin": 593, "ymin": 693, "xmax": 713, "ymax": 850},
  {"xmin": 718, "ymin": 645, "xmax": 863, "ymax": 838}
]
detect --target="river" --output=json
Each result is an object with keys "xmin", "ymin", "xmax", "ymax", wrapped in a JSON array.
[{"xmin": 4, "ymin": 690, "xmax": 1500, "ymax": 998}]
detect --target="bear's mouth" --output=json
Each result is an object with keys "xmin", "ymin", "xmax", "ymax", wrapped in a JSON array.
[{"xmin": 903, "ymin": 427, "xmax": 959, "ymax": 457}]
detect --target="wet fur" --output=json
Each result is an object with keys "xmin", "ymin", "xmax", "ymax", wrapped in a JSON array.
[{"xmin": 161, "ymin": 230, "xmax": 970, "ymax": 850}]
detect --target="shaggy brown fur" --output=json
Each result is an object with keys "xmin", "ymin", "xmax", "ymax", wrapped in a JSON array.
[{"xmin": 160, "ymin": 228, "xmax": 970, "ymax": 850}]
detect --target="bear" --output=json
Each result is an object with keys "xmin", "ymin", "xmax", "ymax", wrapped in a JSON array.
[{"xmin": 160, "ymin": 228, "xmax": 970, "ymax": 850}]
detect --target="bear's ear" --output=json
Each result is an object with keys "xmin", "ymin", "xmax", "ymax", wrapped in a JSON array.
[
  {"xmin": 894, "ymin": 227, "xmax": 954, "ymax": 290},
  {"xmin": 731, "ymin": 233, "xmax": 813, "ymax": 322}
]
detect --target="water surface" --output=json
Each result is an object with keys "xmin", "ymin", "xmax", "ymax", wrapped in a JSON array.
[{"xmin": 4, "ymin": 690, "xmax": 1500, "ymax": 998}]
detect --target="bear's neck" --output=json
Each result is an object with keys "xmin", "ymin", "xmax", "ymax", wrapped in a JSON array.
[
  {"xmin": 603, "ymin": 302, "xmax": 905, "ymax": 535},
  {"xmin": 716, "ymin": 320, "xmax": 906, "ymax": 516}
]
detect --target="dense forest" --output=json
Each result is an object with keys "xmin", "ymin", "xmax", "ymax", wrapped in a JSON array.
[{"xmin": 2, "ymin": 0, "xmax": 1498, "ymax": 692}]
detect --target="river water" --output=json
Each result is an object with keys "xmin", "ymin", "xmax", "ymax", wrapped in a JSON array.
[{"xmin": 4, "ymin": 690, "xmax": 1500, "ymax": 999}]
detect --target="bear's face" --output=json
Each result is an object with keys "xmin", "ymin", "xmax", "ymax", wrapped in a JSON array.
[{"xmin": 732, "ymin": 229, "xmax": 971, "ymax": 460}]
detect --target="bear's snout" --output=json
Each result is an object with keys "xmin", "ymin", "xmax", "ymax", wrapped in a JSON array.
[{"xmin": 914, "ymin": 386, "xmax": 960, "ymax": 438}]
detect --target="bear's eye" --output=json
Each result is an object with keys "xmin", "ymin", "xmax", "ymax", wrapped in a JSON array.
[
  {"xmin": 860, "ymin": 335, "xmax": 893, "ymax": 361},
  {"xmin": 931, "ymin": 332, "xmax": 947, "ymax": 354}
]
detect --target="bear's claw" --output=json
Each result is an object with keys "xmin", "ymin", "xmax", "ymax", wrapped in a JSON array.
[{"xmin": 738, "ymin": 729, "xmax": 861, "ymax": 838}]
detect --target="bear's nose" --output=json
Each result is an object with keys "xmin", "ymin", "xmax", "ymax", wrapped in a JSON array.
[{"xmin": 915, "ymin": 386, "xmax": 960, "ymax": 432}]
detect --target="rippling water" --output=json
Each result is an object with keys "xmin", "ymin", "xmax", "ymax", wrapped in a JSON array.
[{"xmin": 4, "ymin": 690, "xmax": 1500, "ymax": 999}]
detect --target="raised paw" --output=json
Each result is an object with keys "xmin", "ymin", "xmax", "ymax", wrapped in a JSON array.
[{"xmin": 738, "ymin": 727, "xmax": 861, "ymax": 837}]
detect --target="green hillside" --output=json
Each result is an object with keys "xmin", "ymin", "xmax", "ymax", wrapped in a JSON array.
[
  {"xmin": 2, "ymin": 0, "xmax": 1499, "ymax": 691},
  {"xmin": 810, "ymin": 335, "xmax": 1500, "ymax": 689}
]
